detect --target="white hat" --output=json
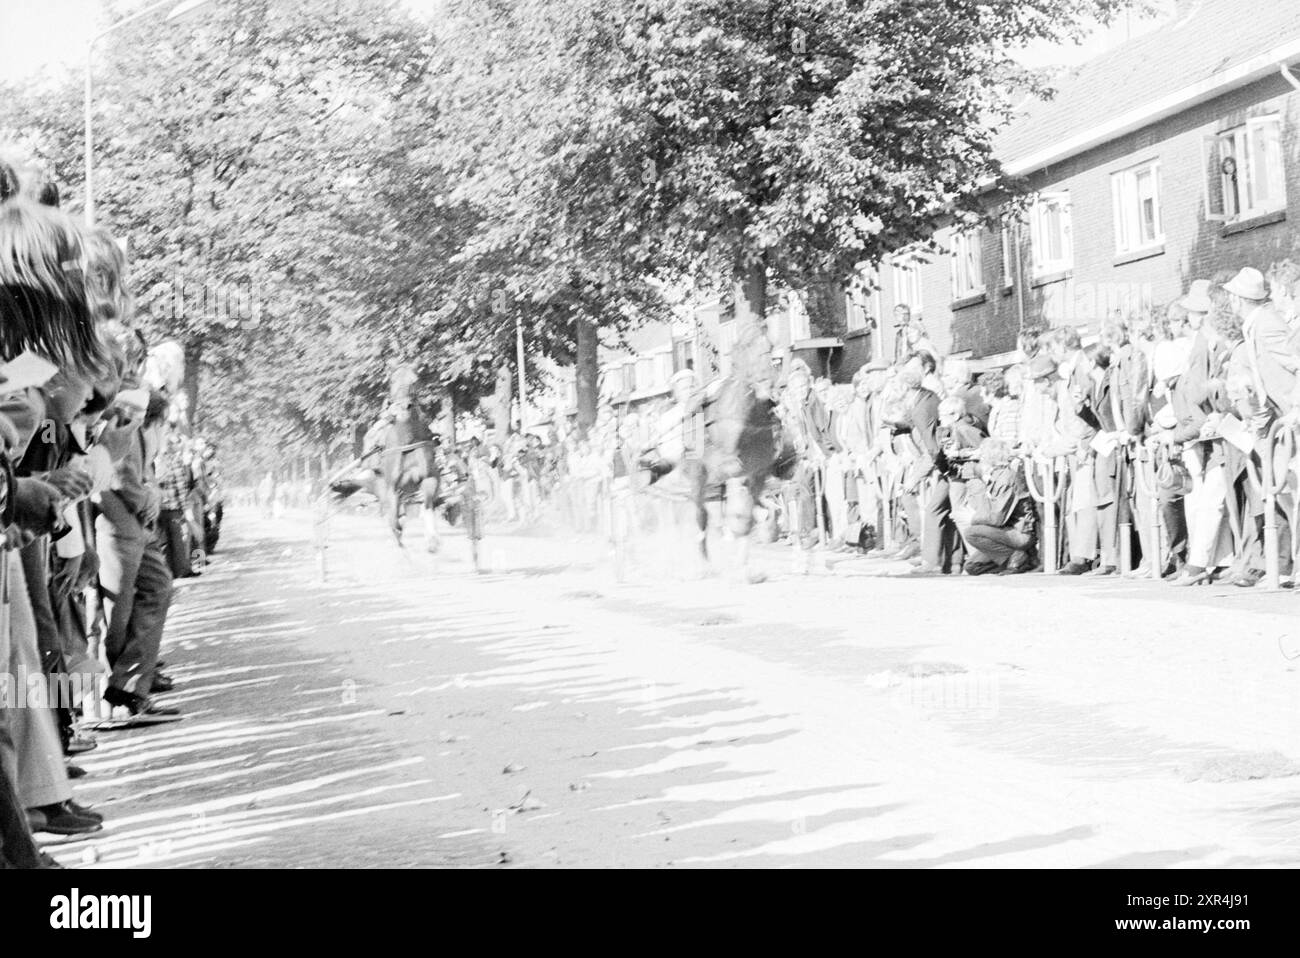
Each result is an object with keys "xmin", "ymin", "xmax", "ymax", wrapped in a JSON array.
[
  {"xmin": 1179, "ymin": 279, "xmax": 1214, "ymax": 313},
  {"xmin": 1223, "ymin": 267, "xmax": 1269, "ymax": 302}
]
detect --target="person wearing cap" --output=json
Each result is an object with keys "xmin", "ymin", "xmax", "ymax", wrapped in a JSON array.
[
  {"xmin": 1222, "ymin": 266, "xmax": 1300, "ymax": 586},
  {"xmin": 1226, "ymin": 266, "xmax": 1300, "ymax": 418}
]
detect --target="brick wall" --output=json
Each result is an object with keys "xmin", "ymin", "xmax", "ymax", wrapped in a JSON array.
[{"xmin": 878, "ymin": 71, "xmax": 1300, "ymax": 365}]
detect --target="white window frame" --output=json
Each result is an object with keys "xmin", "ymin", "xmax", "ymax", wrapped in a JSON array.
[
  {"xmin": 891, "ymin": 253, "xmax": 923, "ymax": 313},
  {"xmin": 949, "ymin": 229, "xmax": 985, "ymax": 299},
  {"xmin": 1111, "ymin": 159, "xmax": 1164, "ymax": 254},
  {"xmin": 718, "ymin": 318, "xmax": 739, "ymax": 377},
  {"xmin": 1205, "ymin": 114, "xmax": 1287, "ymax": 223},
  {"xmin": 1029, "ymin": 191, "xmax": 1073, "ymax": 277},
  {"xmin": 787, "ymin": 293, "xmax": 812, "ymax": 343}
]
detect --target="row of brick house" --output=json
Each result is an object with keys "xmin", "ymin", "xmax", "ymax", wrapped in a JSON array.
[{"xmin": 544, "ymin": 0, "xmax": 1300, "ymax": 426}]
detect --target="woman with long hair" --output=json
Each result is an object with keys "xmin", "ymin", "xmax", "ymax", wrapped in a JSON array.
[{"xmin": 0, "ymin": 160, "xmax": 105, "ymax": 841}]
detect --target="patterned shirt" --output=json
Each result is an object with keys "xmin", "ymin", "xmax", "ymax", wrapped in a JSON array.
[{"xmin": 157, "ymin": 440, "xmax": 192, "ymax": 512}]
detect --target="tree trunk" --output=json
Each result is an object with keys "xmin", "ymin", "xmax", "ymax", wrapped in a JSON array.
[
  {"xmin": 575, "ymin": 316, "xmax": 598, "ymax": 436},
  {"xmin": 183, "ymin": 338, "xmax": 202, "ymax": 426},
  {"xmin": 733, "ymin": 251, "xmax": 767, "ymax": 336},
  {"xmin": 491, "ymin": 365, "xmax": 513, "ymax": 445},
  {"xmin": 804, "ymin": 276, "xmax": 848, "ymax": 339}
]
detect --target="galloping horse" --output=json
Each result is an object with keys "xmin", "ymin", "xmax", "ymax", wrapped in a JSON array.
[
  {"xmin": 375, "ymin": 366, "xmax": 443, "ymax": 552},
  {"xmin": 651, "ymin": 323, "xmax": 793, "ymax": 580}
]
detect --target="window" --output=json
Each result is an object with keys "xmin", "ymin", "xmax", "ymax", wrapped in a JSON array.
[
  {"xmin": 846, "ymin": 290, "xmax": 867, "ymax": 331},
  {"xmin": 672, "ymin": 338, "xmax": 694, "ymax": 373},
  {"xmin": 1111, "ymin": 160, "xmax": 1163, "ymax": 253},
  {"xmin": 636, "ymin": 356, "xmax": 654, "ymax": 392},
  {"xmin": 1205, "ymin": 115, "xmax": 1286, "ymax": 223},
  {"xmin": 621, "ymin": 362, "xmax": 636, "ymax": 395},
  {"xmin": 891, "ymin": 253, "xmax": 923, "ymax": 312},
  {"xmin": 787, "ymin": 294, "xmax": 812, "ymax": 342},
  {"xmin": 999, "ymin": 221, "xmax": 1017, "ymax": 288},
  {"xmin": 1029, "ymin": 191, "xmax": 1073, "ymax": 276},
  {"xmin": 717, "ymin": 319, "xmax": 739, "ymax": 377},
  {"xmin": 949, "ymin": 230, "xmax": 985, "ymax": 298},
  {"xmin": 656, "ymin": 351, "xmax": 674, "ymax": 387}
]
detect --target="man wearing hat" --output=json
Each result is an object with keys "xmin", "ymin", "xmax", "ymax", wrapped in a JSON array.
[
  {"xmin": 1226, "ymin": 267, "xmax": 1300, "ymax": 418},
  {"xmin": 1223, "ymin": 266, "xmax": 1299, "ymax": 586}
]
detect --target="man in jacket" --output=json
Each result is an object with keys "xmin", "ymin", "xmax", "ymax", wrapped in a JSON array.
[
  {"xmin": 95, "ymin": 363, "xmax": 181, "ymax": 719},
  {"xmin": 1225, "ymin": 267, "xmax": 1298, "ymax": 587}
]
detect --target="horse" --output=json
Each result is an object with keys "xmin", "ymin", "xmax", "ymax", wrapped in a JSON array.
[
  {"xmin": 649, "ymin": 323, "xmax": 794, "ymax": 581},
  {"xmin": 375, "ymin": 397, "xmax": 444, "ymax": 552}
]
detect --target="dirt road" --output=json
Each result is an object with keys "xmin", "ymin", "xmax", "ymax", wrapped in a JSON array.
[{"xmin": 45, "ymin": 506, "xmax": 1300, "ymax": 867}]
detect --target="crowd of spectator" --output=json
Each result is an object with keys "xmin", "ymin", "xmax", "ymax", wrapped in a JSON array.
[{"xmin": 1, "ymin": 152, "xmax": 223, "ymax": 867}]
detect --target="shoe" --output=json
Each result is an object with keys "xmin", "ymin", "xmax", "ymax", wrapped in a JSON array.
[
  {"xmin": 65, "ymin": 800, "xmax": 102, "ymax": 823},
  {"xmin": 65, "ymin": 733, "xmax": 98, "ymax": 756},
  {"xmin": 1125, "ymin": 563, "xmax": 1151, "ymax": 579},
  {"xmin": 1169, "ymin": 566, "xmax": 1210, "ymax": 587},
  {"xmin": 1058, "ymin": 560, "xmax": 1092, "ymax": 576},
  {"xmin": 150, "ymin": 673, "xmax": 175, "ymax": 694},
  {"xmin": 103, "ymin": 685, "xmax": 181, "ymax": 717},
  {"xmin": 1231, "ymin": 569, "xmax": 1265, "ymax": 589},
  {"xmin": 66, "ymin": 764, "xmax": 87, "ymax": 780},
  {"xmin": 903, "ymin": 562, "xmax": 944, "ymax": 576},
  {"xmin": 1087, "ymin": 565, "xmax": 1118, "ymax": 577},
  {"xmin": 997, "ymin": 564, "xmax": 1031, "ymax": 576},
  {"xmin": 37, "ymin": 852, "xmax": 65, "ymax": 869},
  {"xmin": 891, "ymin": 543, "xmax": 920, "ymax": 561},
  {"xmin": 30, "ymin": 803, "xmax": 102, "ymax": 836},
  {"xmin": 964, "ymin": 560, "xmax": 999, "ymax": 577}
]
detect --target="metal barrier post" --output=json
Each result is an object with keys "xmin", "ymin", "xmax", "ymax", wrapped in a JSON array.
[
  {"xmin": 1117, "ymin": 446, "xmax": 1132, "ymax": 575},
  {"xmin": 1132, "ymin": 446, "xmax": 1163, "ymax": 580},
  {"xmin": 1024, "ymin": 454, "xmax": 1059, "ymax": 574}
]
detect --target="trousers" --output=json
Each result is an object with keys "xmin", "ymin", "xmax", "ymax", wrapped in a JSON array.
[
  {"xmin": 2, "ymin": 552, "xmax": 72, "ymax": 809},
  {"xmin": 96, "ymin": 515, "xmax": 172, "ymax": 696}
]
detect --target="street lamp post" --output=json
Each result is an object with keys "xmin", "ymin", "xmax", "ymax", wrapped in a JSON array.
[{"xmin": 83, "ymin": 0, "xmax": 213, "ymax": 226}]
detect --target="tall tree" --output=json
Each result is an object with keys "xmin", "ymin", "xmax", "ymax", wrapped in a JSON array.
[{"xmin": 436, "ymin": 0, "xmax": 1140, "ymax": 355}]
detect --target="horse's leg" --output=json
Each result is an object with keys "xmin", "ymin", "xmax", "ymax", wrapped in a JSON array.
[
  {"xmin": 724, "ymin": 478, "xmax": 765, "ymax": 584},
  {"xmin": 419, "ymin": 476, "xmax": 441, "ymax": 554},
  {"xmin": 387, "ymin": 484, "xmax": 405, "ymax": 548}
]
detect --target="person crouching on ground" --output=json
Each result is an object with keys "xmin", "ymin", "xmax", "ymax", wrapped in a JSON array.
[
  {"xmin": 909, "ymin": 395, "xmax": 985, "ymax": 575},
  {"xmin": 959, "ymin": 438, "xmax": 1037, "ymax": 575}
]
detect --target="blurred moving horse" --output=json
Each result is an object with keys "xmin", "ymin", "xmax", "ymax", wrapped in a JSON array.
[
  {"xmin": 330, "ymin": 366, "xmax": 443, "ymax": 552},
  {"xmin": 651, "ymin": 323, "xmax": 793, "ymax": 581},
  {"xmin": 378, "ymin": 366, "xmax": 443, "ymax": 552}
]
